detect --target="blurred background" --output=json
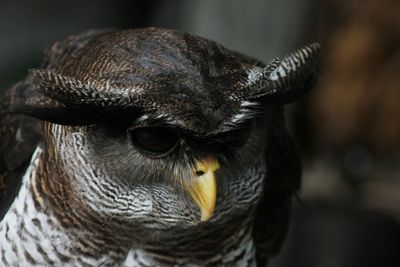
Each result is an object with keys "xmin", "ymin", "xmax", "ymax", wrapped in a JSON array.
[{"xmin": 0, "ymin": 0, "xmax": 399, "ymax": 266}]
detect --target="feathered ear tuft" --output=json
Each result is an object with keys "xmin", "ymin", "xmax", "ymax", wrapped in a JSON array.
[
  {"xmin": 1, "ymin": 79, "xmax": 85, "ymax": 125},
  {"xmin": 241, "ymin": 43, "xmax": 320, "ymax": 104},
  {"xmin": 1, "ymin": 72, "xmax": 141, "ymax": 125},
  {"xmin": 29, "ymin": 69, "xmax": 127, "ymax": 108},
  {"xmin": 29, "ymin": 69, "xmax": 151, "ymax": 109}
]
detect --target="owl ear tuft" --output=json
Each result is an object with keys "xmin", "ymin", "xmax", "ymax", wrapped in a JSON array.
[
  {"xmin": 243, "ymin": 43, "xmax": 320, "ymax": 104},
  {"xmin": 30, "ymin": 69, "xmax": 119, "ymax": 107},
  {"xmin": 1, "ymin": 73, "xmax": 136, "ymax": 125},
  {"xmin": 29, "ymin": 69, "xmax": 149, "ymax": 110}
]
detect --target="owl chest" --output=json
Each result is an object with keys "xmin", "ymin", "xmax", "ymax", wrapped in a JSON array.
[
  {"xmin": 0, "ymin": 149, "xmax": 66, "ymax": 266},
  {"xmin": 121, "ymin": 243, "xmax": 257, "ymax": 267},
  {"xmin": 120, "ymin": 221, "xmax": 258, "ymax": 266},
  {"xmin": 0, "ymin": 149, "xmax": 119, "ymax": 266}
]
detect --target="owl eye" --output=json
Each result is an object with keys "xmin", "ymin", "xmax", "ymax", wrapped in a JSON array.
[{"xmin": 129, "ymin": 127, "xmax": 179, "ymax": 156}]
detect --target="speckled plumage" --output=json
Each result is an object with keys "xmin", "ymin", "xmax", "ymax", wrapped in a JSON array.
[{"xmin": 0, "ymin": 28, "xmax": 319, "ymax": 266}]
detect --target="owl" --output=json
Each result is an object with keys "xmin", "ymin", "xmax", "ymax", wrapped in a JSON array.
[{"xmin": 0, "ymin": 28, "xmax": 319, "ymax": 266}]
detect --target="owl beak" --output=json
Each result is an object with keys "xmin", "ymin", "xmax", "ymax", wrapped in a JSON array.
[{"xmin": 186, "ymin": 156, "xmax": 220, "ymax": 222}]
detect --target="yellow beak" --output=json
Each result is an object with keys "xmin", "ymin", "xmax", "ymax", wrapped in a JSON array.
[{"xmin": 185, "ymin": 156, "xmax": 220, "ymax": 221}]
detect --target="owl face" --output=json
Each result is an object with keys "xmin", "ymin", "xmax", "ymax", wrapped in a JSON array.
[
  {"xmin": 14, "ymin": 28, "xmax": 319, "ymax": 230},
  {"xmin": 45, "ymin": 114, "xmax": 268, "ymax": 228}
]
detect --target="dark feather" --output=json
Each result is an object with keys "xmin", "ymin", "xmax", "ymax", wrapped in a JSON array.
[
  {"xmin": 253, "ymin": 109, "xmax": 302, "ymax": 265},
  {"xmin": 0, "ymin": 81, "xmax": 42, "ymax": 220}
]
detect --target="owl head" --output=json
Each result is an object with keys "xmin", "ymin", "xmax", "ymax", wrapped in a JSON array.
[{"xmin": 7, "ymin": 28, "xmax": 319, "ymax": 231}]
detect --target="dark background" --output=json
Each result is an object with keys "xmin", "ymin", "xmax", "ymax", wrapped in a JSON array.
[{"xmin": 1, "ymin": 0, "xmax": 399, "ymax": 266}]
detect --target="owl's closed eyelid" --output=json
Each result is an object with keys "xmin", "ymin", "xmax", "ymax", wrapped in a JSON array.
[{"xmin": 128, "ymin": 127, "xmax": 180, "ymax": 158}]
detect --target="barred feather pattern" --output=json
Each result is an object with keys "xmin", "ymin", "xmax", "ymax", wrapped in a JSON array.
[
  {"xmin": 242, "ymin": 43, "xmax": 320, "ymax": 100},
  {"xmin": 0, "ymin": 148, "xmax": 123, "ymax": 266},
  {"xmin": 268, "ymin": 43, "xmax": 320, "ymax": 91}
]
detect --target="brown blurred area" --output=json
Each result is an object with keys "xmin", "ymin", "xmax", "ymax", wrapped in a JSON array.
[
  {"xmin": 0, "ymin": 0, "xmax": 399, "ymax": 266},
  {"xmin": 297, "ymin": 0, "xmax": 400, "ymax": 218},
  {"xmin": 311, "ymin": 0, "xmax": 400, "ymax": 157}
]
